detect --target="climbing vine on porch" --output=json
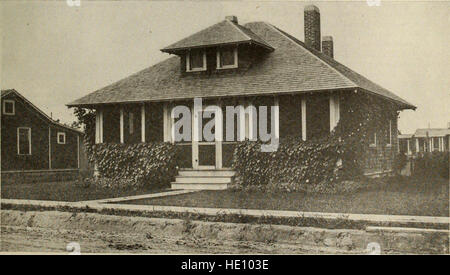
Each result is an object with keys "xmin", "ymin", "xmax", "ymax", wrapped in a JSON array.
[
  {"xmin": 231, "ymin": 92, "xmax": 400, "ymax": 192},
  {"xmin": 72, "ymin": 107, "xmax": 179, "ymax": 188}
]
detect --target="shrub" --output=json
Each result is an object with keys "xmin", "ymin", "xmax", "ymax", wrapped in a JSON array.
[
  {"xmin": 232, "ymin": 138, "xmax": 346, "ymax": 190},
  {"xmin": 89, "ymin": 142, "xmax": 179, "ymax": 188},
  {"xmin": 231, "ymin": 93, "xmax": 400, "ymax": 192},
  {"xmin": 393, "ymin": 152, "xmax": 408, "ymax": 174},
  {"xmin": 413, "ymin": 152, "xmax": 449, "ymax": 179}
]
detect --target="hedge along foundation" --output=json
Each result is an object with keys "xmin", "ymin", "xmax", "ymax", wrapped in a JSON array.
[{"xmin": 171, "ymin": 97, "xmax": 279, "ymax": 152}]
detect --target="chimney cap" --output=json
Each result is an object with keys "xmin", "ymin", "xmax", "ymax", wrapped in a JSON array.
[
  {"xmin": 322, "ymin": 36, "xmax": 333, "ymax": 42},
  {"xmin": 225, "ymin": 15, "xmax": 238, "ymax": 24},
  {"xmin": 305, "ymin": 5, "xmax": 320, "ymax": 13}
]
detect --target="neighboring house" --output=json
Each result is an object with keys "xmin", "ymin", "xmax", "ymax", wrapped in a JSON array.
[
  {"xmin": 399, "ymin": 125, "xmax": 450, "ymax": 155},
  {"xmin": 68, "ymin": 6, "xmax": 415, "ymax": 189},
  {"xmin": 1, "ymin": 89, "xmax": 88, "ymax": 183}
]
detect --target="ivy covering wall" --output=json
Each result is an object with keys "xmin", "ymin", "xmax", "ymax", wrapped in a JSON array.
[{"xmin": 231, "ymin": 92, "xmax": 400, "ymax": 191}]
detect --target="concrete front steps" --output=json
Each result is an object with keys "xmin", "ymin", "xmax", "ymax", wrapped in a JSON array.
[{"xmin": 171, "ymin": 169, "xmax": 235, "ymax": 190}]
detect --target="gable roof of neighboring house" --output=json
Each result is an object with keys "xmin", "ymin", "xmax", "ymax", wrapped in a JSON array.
[
  {"xmin": 68, "ymin": 21, "xmax": 415, "ymax": 110},
  {"xmin": 161, "ymin": 19, "xmax": 274, "ymax": 53},
  {"xmin": 2, "ymin": 89, "xmax": 83, "ymax": 134},
  {"xmin": 414, "ymin": 128, "xmax": 450, "ymax": 138}
]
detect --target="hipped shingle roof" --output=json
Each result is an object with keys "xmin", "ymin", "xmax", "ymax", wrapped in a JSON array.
[{"xmin": 68, "ymin": 21, "xmax": 415, "ymax": 110}]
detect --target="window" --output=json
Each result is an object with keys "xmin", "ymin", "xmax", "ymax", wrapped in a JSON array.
[
  {"xmin": 369, "ymin": 132, "xmax": 377, "ymax": 147},
  {"xmin": 17, "ymin": 127, "xmax": 31, "ymax": 155},
  {"xmin": 186, "ymin": 50, "xmax": 206, "ymax": 72},
  {"xmin": 129, "ymin": 112, "xmax": 134, "ymax": 134},
  {"xmin": 216, "ymin": 46, "xmax": 238, "ymax": 69},
  {"xmin": 57, "ymin": 132, "xmax": 66, "ymax": 144},
  {"xmin": 386, "ymin": 120, "xmax": 392, "ymax": 146},
  {"xmin": 3, "ymin": 100, "xmax": 15, "ymax": 115}
]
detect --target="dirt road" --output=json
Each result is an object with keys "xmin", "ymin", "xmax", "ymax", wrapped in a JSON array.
[{"xmin": 1, "ymin": 225, "xmax": 348, "ymax": 254}]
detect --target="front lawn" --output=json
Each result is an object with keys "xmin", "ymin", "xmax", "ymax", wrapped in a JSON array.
[
  {"xmin": 120, "ymin": 176, "xmax": 449, "ymax": 217},
  {"xmin": 1, "ymin": 181, "xmax": 168, "ymax": 202}
]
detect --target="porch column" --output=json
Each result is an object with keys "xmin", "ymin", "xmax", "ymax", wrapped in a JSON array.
[
  {"xmin": 237, "ymin": 100, "xmax": 246, "ymax": 141},
  {"xmin": 416, "ymin": 138, "xmax": 419, "ymax": 152},
  {"xmin": 407, "ymin": 139, "xmax": 411, "ymax": 155},
  {"xmin": 120, "ymin": 107, "xmax": 124, "ymax": 143},
  {"xmin": 301, "ymin": 97, "xmax": 307, "ymax": 141},
  {"xmin": 192, "ymin": 104, "xmax": 199, "ymax": 169},
  {"xmin": 141, "ymin": 104, "xmax": 146, "ymax": 143},
  {"xmin": 163, "ymin": 102, "xmax": 172, "ymax": 143},
  {"xmin": 274, "ymin": 96, "xmax": 279, "ymax": 140},
  {"xmin": 95, "ymin": 109, "xmax": 103, "ymax": 144},
  {"xmin": 215, "ymin": 101, "xmax": 223, "ymax": 169},
  {"xmin": 329, "ymin": 93, "xmax": 340, "ymax": 132}
]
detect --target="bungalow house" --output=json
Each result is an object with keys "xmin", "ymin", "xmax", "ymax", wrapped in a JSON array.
[
  {"xmin": 68, "ymin": 6, "xmax": 415, "ymax": 189},
  {"xmin": 1, "ymin": 89, "xmax": 88, "ymax": 183},
  {"xmin": 399, "ymin": 125, "xmax": 450, "ymax": 155}
]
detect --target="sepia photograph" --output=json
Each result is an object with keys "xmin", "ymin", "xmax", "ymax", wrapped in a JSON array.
[{"xmin": 0, "ymin": 0, "xmax": 449, "ymax": 258}]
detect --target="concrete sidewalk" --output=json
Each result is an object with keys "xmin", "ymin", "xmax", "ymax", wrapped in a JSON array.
[{"xmin": 2, "ymin": 198, "xmax": 449, "ymax": 226}]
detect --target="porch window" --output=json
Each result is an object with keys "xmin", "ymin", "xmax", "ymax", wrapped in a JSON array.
[
  {"xmin": 17, "ymin": 127, "xmax": 31, "ymax": 155},
  {"xmin": 216, "ymin": 46, "xmax": 238, "ymax": 69},
  {"xmin": 186, "ymin": 49, "xmax": 206, "ymax": 72},
  {"xmin": 3, "ymin": 100, "xmax": 15, "ymax": 115},
  {"xmin": 57, "ymin": 132, "xmax": 66, "ymax": 144}
]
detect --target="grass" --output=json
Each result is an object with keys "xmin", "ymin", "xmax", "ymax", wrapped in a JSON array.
[
  {"xmin": 1, "ymin": 181, "xmax": 169, "ymax": 202},
  {"xmin": 120, "ymin": 176, "xmax": 449, "ymax": 217}
]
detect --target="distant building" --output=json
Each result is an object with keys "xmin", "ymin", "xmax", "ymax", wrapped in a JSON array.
[
  {"xmin": 1, "ymin": 89, "xmax": 89, "ymax": 183},
  {"xmin": 399, "ymin": 125, "xmax": 450, "ymax": 155}
]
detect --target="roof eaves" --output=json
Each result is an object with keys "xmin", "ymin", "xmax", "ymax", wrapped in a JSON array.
[{"xmin": 66, "ymin": 86, "xmax": 358, "ymax": 107}]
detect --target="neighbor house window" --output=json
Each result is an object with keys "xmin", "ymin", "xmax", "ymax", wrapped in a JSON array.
[
  {"xmin": 186, "ymin": 49, "xmax": 206, "ymax": 72},
  {"xmin": 17, "ymin": 127, "xmax": 31, "ymax": 155},
  {"xmin": 57, "ymin": 132, "xmax": 66, "ymax": 144},
  {"xmin": 3, "ymin": 100, "xmax": 15, "ymax": 115},
  {"xmin": 129, "ymin": 112, "xmax": 134, "ymax": 134},
  {"xmin": 386, "ymin": 120, "xmax": 392, "ymax": 146},
  {"xmin": 216, "ymin": 46, "xmax": 238, "ymax": 69}
]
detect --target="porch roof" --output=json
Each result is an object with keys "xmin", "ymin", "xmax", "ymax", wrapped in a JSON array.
[
  {"xmin": 414, "ymin": 128, "xmax": 450, "ymax": 138},
  {"xmin": 68, "ymin": 21, "xmax": 415, "ymax": 110}
]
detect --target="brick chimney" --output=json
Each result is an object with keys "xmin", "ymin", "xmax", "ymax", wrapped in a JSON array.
[
  {"xmin": 322, "ymin": 36, "xmax": 333, "ymax": 58},
  {"xmin": 225, "ymin": 15, "xmax": 238, "ymax": 24},
  {"xmin": 304, "ymin": 5, "xmax": 321, "ymax": 51}
]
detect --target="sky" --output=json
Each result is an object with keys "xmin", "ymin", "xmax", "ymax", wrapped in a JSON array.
[{"xmin": 1, "ymin": 1, "xmax": 449, "ymax": 134}]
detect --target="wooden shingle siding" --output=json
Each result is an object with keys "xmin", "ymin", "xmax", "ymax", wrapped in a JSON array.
[
  {"xmin": 1, "ymin": 94, "xmax": 50, "ymax": 170},
  {"xmin": 1, "ymin": 91, "xmax": 84, "ymax": 173},
  {"xmin": 50, "ymin": 126, "xmax": 78, "ymax": 169}
]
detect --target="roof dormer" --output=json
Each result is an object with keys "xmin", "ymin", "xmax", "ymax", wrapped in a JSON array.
[{"xmin": 161, "ymin": 16, "xmax": 274, "ymax": 74}]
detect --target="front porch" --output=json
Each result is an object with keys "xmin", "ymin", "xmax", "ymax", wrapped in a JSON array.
[{"xmin": 94, "ymin": 92, "xmax": 342, "ymax": 189}]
